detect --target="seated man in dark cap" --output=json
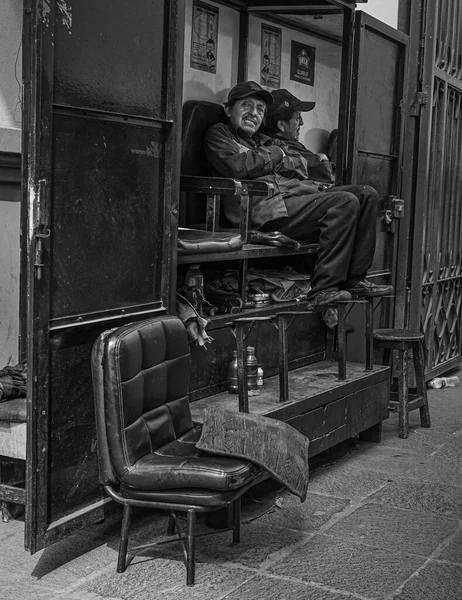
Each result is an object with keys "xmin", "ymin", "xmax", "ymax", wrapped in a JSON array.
[
  {"xmin": 262, "ymin": 88, "xmax": 335, "ymax": 185},
  {"xmin": 204, "ymin": 81, "xmax": 393, "ymax": 323}
]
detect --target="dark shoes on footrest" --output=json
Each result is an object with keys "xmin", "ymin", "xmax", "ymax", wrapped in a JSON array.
[
  {"xmin": 308, "ymin": 289, "xmax": 352, "ymax": 306},
  {"xmin": 346, "ymin": 279, "xmax": 394, "ymax": 297}
]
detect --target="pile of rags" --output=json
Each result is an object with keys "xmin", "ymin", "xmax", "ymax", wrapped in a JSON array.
[{"xmin": 0, "ymin": 362, "xmax": 27, "ymax": 403}]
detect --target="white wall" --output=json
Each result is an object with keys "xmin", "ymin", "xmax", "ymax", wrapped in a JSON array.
[
  {"xmin": 248, "ymin": 16, "xmax": 341, "ymax": 152},
  {"xmin": 0, "ymin": 1, "xmax": 22, "ymax": 365},
  {"xmin": 0, "ymin": 0, "xmax": 22, "ymax": 153},
  {"xmin": 359, "ymin": 0, "xmax": 399, "ymax": 28},
  {"xmin": 183, "ymin": 0, "xmax": 240, "ymax": 104}
]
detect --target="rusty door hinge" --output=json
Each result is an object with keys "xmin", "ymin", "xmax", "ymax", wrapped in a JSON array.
[{"xmin": 410, "ymin": 91, "xmax": 428, "ymax": 117}]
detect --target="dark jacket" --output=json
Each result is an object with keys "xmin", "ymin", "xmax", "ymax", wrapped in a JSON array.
[
  {"xmin": 270, "ymin": 133, "xmax": 334, "ymax": 184},
  {"xmin": 205, "ymin": 122, "xmax": 321, "ymax": 227}
]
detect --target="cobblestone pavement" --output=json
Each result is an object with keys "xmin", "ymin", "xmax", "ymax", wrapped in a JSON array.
[{"xmin": 1, "ymin": 372, "xmax": 461, "ymax": 600}]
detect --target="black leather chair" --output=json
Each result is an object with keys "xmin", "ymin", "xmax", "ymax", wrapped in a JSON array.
[
  {"xmin": 180, "ymin": 100, "xmax": 273, "ymax": 242},
  {"xmin": 91, "ymin": 315, "xmax": 266, "ymax": 586}
]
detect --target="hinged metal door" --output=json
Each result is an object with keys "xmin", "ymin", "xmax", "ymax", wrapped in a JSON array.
[
  {"xmin": 22, "ymin": 0, "xmax": 183, "ymax": 553},
  {"xmin": 408, "ymin": 0, "xmax": 462, "ymax": 377},
  {"xmin": 347, "ymin": 11, "xmax": 410, "ymax": 325}
]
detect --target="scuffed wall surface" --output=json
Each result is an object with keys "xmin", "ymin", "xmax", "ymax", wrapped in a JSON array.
[
  {"xmin": 0, "ymin": 1, "xmax": 22, "ymax": 152},
  {"xmin": 0, "ymin": 188, "xmax": 20, "ymax": 366}
]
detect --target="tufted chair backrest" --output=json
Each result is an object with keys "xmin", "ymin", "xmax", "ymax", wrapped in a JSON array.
[
  {"xmin": 181, "ymin": 100, "xmax": 227, "ymax": 176},
  {"xmin": 91, "ymin": 315, "xmax": 192, "ymax": 486}
]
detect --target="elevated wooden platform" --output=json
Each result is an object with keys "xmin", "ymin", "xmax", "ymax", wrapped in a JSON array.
[{"xmin": 191, "ymin": 360, "xmax": 390, "ymax": 457}]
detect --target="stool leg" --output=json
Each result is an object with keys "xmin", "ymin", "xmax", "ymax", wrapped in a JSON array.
[
  {"xmin": 397, "ymin": 348, "xmax": 409, "ymax": 439},
  {"xmin": 414, "ymin": 342, "xmax": 431, "ymax": 428}
]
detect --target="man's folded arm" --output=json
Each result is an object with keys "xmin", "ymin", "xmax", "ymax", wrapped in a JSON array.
[{"xmin": 205, "ymin": 124, "xmax": 284, "ymax": 179}]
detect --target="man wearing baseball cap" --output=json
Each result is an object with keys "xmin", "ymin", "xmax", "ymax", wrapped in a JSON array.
[
  {"xmin": 204, "ymin": 81, "xmax": 393, "ymax": 321},
  {"xmin": 263, "ymin": 89, "xmax": 334, "ymax": 184}
]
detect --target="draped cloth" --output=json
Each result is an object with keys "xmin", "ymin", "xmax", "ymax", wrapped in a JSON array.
[{"xmin": 196, "ymin": 406, "xmax": 310, "ymax": 502}]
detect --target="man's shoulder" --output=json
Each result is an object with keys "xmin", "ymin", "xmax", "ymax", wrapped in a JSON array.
[
  {"xmin": 207, "ymin": 122, "xmax": 231, "ymax": 135},
  {"xmin": 285, "ymin": 139, "xmax": 316, "ymax": 157}
]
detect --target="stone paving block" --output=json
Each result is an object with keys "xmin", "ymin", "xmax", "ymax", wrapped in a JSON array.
[
  {"xmin": 324, "ymin": 504, "xmax": 458, "ymax": 556},
  {"xmin": 83, "ymin": 558, "xmax": 254, "ymax": 600},
  {"xmin": 438, "ymin": 528, "xmax": 462, "ymax": 565},
  {"xmin": 247, "ymin": 491, "xmax": 349, "ymax": 532},
  {"xmin": 365, "ymin": 480, "xmax": 462, "ymax": 518},
  {"xmin": 431, "ymin": 433, "xmax": 462, "ymax": 461},
  {"xmin": 375, "ymin": 421, "xmax": 449, "ymax": 454},
  {"xmin": 267, "ymin": 533, "xmax": 424, "ymax": 599},
  {"xmin": 404, "ymin": 453, "xmax": 462, "ymax": 488},
  {"xmin": 339, "ymin": 443, "xmax": 427, "ymax": 477},
  {"xmin": 393, "ymin": 559, "xmax": 462, "ymax": 600},
  {"xmin": 223, "ymin": 574, "xmax": 351, "ymax": 600},
  {"xmin": 307, "ymin": 460, "xmax": 392, "ymax": 501},
  {"xmin": 194, "ymin": 521, "xmax": 309, "ymax": 569}
]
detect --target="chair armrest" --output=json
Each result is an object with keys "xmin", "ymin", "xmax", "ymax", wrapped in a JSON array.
[
  {"xmin": 180, "ymin": 175, "xmax": 273, "ymax": 198},
  {"xmin": 180, "ymin": 176, "xmax": 274, "ymax": 244},
  {"xmin": 181, "ymin": 175, "xmax": 244, "ymax": 195}
]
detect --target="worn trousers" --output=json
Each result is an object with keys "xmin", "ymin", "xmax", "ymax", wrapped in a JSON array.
[{"xmin": 260, "ymin": 184, "xmax": 378, "ymax": 294}]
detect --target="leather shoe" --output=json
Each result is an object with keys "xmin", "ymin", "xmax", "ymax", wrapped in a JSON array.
[
  {"xmin": 308, "ymin": 289, "xmax": 352, "ymax": 306},
  {"xmin": 346, "ymin": 279, "xmax": 394, "ymax": 297}
]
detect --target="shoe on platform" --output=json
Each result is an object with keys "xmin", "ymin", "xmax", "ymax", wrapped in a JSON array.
[
  {"xmin": 346, "ymin": 279, "xmax": 394, "ymax": 297},
  {"xmin": 308, "ymin": 288, "xmax": 352, "ymax": 306}
]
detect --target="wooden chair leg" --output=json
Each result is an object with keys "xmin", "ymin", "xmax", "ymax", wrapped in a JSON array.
[
  {"xmin": 414, "ymin": 342, "xmax": 431, "ymax": 428},
  {"xmin": 397, "ymin": 348, "xmax": 409, "ymax": 439},
  {"xmin": 117, "ymin": 504, "xmax": 132, "ymax": 573},
  {"xmin": 232, "ymin": 497, "xmax": 241, "ymax": 544},
  {"xmin": 186, "ymin": 509, "xmax": 196, "ymax": 586}
]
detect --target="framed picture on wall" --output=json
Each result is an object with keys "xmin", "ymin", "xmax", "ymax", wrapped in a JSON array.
[
  {"xmin": 261, "ymin": 24, "xmax": 281, "ymax": 88},
  {"xmin": 290, "ymin": 41, "xmax": 315, "ymax": 86},
  {"xmin": 190, "ymin": 1, "xmax": 219, "ymax": 74}
]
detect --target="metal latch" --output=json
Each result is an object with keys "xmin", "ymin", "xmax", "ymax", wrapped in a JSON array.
[
  {"xmin": 410, "ymin": 91, "xmax": 428, "ymax": 117},
  {"xmin": 34, "ymin": 227, "xmax": 51, "ymax": 280},
  {"xmin": 382, "ymin": 196, "xmax": 404, "ymax": 232}
]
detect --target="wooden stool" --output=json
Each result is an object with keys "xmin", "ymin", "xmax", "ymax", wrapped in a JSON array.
[{"xmin": 373, "ymin": 329, "xmax": 431, "ymax": 438}]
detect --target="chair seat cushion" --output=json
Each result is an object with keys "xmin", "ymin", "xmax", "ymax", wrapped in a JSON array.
[
  {"xmin": 178, "ymin": 228, "xmax": 243, "ymax": 254},
  {"xmin": 373, "ymin": 328, "xmax": 424, "ymax": 343},
  {"xmin": 119, "ymin": 425, "xmax": 262, "ymax": 492}
]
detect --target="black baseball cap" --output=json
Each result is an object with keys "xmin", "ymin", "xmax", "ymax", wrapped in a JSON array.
[
  {"xmin": 225, "ymin": 81, "xmax": 273, "ymax": 106},
  {"xmin": 267, "ymin": 89, "xmax": 315, "ymax": 117}
]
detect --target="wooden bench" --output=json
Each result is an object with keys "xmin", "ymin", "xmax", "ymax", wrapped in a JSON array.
[{"xmin": 0, "ymin": 398, "xmax": 26, "ymax": 521}]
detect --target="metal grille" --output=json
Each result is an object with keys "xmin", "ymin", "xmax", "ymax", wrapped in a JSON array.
[{"xmin": 421, "ymin": 0, "xmax": 462, "ymax": 374}]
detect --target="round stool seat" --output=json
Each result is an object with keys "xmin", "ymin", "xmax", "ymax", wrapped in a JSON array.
[{"xmin": 373, "ymin": 328, "xmax": 424, "ymax": 343}]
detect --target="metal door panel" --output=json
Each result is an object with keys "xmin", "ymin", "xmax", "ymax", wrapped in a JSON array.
[
  {"xmin": 22, "ymin": 0, "xmax": 183, "ymax": 553},
  {"xmin": 52, "ymin": 114, "xmax": 164, "ymax": 320},
  {"xmin": 354, "ymin": 32, "xmax": 402, "ymax": 156},
  {"xmin": 53, "ymin": 0, "xmax": 167, "ymax": 118},
  {"xmin": 349, "ymin": 12, "xmax": 409, "ymax": 280},
  {"xmin": 409, "ymin": 0, "xmax": 462, "ymax": 376},
  {"xmin": 344, "ymin": 12, "xmax": 409, "ymax": 362}
]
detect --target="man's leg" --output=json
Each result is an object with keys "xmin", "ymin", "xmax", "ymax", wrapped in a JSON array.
[
  {"xmin": 330, "ymin": 184, "xmax": 378, "ymax": 286},
  {"xmin": 260, "ymin": 189, "xmax": 361, "ymax": 294},
  {"xmin": 330, "ymin": 184, "xmax": 393, "ymax": 296}
]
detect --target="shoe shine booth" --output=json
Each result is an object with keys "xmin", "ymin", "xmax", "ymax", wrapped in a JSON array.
[{"xmin": 0, "ymin": 0, "xmax": 412, "ymax": 555}]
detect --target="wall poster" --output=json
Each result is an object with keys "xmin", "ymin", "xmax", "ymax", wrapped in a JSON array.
[
  {"xmin": 290, "ymin": 41, "xmax": 316, "ymax": 85},
  {"xmin": 260, "ymin": 24, "xmax": 281, "ymax": 88},
  {"xmin": 190, "ymin": 1, "xmax": 219, "ymax": 73}
]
